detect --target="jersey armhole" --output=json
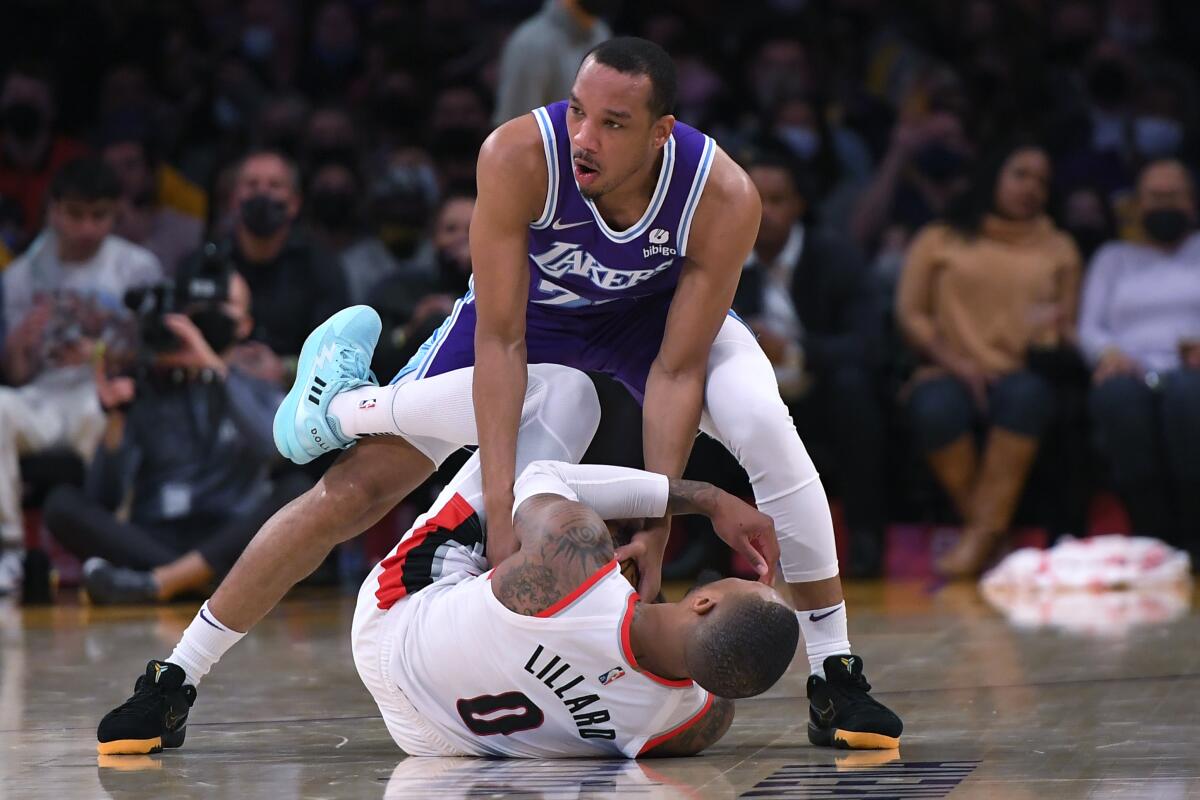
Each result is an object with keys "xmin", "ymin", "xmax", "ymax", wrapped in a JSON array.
[
  {"xmin": 637, "ymin": 691, "xmax": 715, "ymax": 756},
  {"xmin": 677, "ymin": 136, "xmax": 716, "ymax": 258},
  {"xmin": 529, "ymin": 106, "xmax": 559, "ymax": 230}
]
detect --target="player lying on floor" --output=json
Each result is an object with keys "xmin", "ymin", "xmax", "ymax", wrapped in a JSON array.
[{"xmin": 100, "ymin": 452, "xmax": 795, "ymax": 758}]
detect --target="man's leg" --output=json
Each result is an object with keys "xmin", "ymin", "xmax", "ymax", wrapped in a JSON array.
[
  {"xmin": 1161, "ymin": 370, "xmax": 1200, "ymax": 562},
  {"xmin": 698, "ymin": 316, "xmax": 901, "ymax": 749}
]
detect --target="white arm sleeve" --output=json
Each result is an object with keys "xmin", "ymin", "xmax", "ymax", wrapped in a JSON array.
[{"xmin": 513, "ymin": 461, "xmax": 670, "ymax": 522}]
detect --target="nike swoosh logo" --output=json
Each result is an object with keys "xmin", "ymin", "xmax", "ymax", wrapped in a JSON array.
[
  {"xmin": 809, "ymin": 609, "xmax": 839, "ymax": 622},
  {"xmin": 813, "ymin": 699, "xmax": 836, "ymax": 725},
  {"xmin": 164, "ymin": 709, "xmax": 186, "ymax": 730},
  {"xmin": 551, "ymin": 218, "xmax": 590, "ymax": 230}
]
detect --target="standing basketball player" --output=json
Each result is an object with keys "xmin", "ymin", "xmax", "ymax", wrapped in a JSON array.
[{"xmin": 99, "ymin": 38, "xmax": 900, "ymax": 752}]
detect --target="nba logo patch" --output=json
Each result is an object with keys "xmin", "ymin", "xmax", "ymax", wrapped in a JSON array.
[
  {"xmin": 358, "ymin": 398, "xmax": 377, "ymax": 410},
  {"xmin": 599, "ymin": 667, "xmax": 625, "ymax": 686}
]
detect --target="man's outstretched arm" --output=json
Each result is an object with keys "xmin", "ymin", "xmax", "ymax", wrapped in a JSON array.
[{"xmin": 470, "ymin": 115, "xmax": 546, "ymax": 567}]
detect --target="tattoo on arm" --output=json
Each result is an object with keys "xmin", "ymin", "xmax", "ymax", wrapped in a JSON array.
[
  {"xmin": 493, "ymin": 499, "xmax": 614, "ymax": 616},
  {"xmin": 666, "ymin": 478, "xmax": 721, "ymax": 516},
  {"xmin": 644, "ymin": 697, "xmax": 735, "ymax": 757}
]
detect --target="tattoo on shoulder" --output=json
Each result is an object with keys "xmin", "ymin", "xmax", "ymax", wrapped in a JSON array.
[
  {"xmin": 493, "ymin": 561, "xmax": 561, "ymax": 616},
  {"xmin": 647, "ymin": 697, "xmax": 735, "ymax": 757},
  {"xmin": 542, "ymin": 512, "xmax": 612, "ymax": 577}
]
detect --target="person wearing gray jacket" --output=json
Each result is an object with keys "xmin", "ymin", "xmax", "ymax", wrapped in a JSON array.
[{"xmin": 43, "ymin": 272, "xmax": 311, "ymax": 603}]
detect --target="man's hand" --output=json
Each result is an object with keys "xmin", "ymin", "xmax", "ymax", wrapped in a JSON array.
[
  {"xmin": 1182, "ymin": 340, "xmax": 1200, "ymax": 370},
  {"xmin": 93, "ymin": 358, "xmax": 135, "ymax": 413},
  {"xmin": 226, "ymin": 340, "xmax": 284, "ymax": 384},
  {"xmin": 613, "ymin": 517, "xmax": 671, "ymax": 601},
  {"xmin": 1093, "ymin": 348, "xmax": 1141, "ymax": 385},
  {"xmin": 708, "ymin": 494, "xmax": 778, "ymax": 585},
  {"xmin": 486, "ymin": 514, "xmax": 520, "ymax": 567},
  {"xmin": 160, "ymin": 314, "xmax": 225, "ymax": 374},
  {"xmin": 947, "ymin": 358, "xmax": 994, "ymax": 412}
]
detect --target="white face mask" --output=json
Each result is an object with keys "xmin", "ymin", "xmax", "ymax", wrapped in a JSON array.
[
  {"xmin": 776, "ymin": 125, "xmax": 819, "ymax": 160},
  {"xmin": 1134, "ymin": 116, "xmax": 1184, "ymax": 159}
]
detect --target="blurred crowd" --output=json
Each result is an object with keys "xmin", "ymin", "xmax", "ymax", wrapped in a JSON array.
[{"xmin": 2, "ymin": 0, "xmax": 1200, "ymax": 601}]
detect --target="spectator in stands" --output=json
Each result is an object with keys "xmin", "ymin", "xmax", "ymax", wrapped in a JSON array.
[
  {"xmin": 896, "ymin": 140, "xmax": 1082, "ymax": 577},
  {"xmin": 0, "ymin": 64, "xmax": 87, "ymax": 247},
  {"xmin": 372, "ymin": 190, "xmax": 474, "ymax": 380},
  {"xmin": 179, "ymin": 150, "xmax": 347, "ymax": 360},
  {"xmin": 307, "ymin": 160, "xmax": 409, "ymax": 306},
  {"xmin": 1079, "ymin": 159, "xmax": 1200, "ymax": 560},
  {"xmin": 0, "ymin": 158, "xmax": 161, "ymax": 582},
  {"xmin": 101, "ymin": 128, "xmax": 204, "ymax": 276},
  {"xmin": 734, "ymin": 151, "xmax": 887, "ymax": 576},
  {"xmin": 492, "ymin": 0, "xmax": 614, "ymax": 126},
  {"xmin": 44, "ymin": 272, "xmax": 311, "ymax": 603}
]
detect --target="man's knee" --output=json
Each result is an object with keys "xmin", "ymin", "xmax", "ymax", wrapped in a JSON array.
[
  {"xmin": 706, "ymin": 379, "xmax": 796, "ymax": 455},
  {"xmin": 907, "ymin": 377, "xmax": 972, "ymax": 450},
  {"xmin": 42, "ymin": 484, "xmax": 86, "ymax": 533},
  {"xmin": 531, "ymin": 365, "xmax": 601, "ymax": 460}
]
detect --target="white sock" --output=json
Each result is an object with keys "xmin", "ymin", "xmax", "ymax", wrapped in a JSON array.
[
  {"xmin": 329, "ymin": 385, "xmax": 394, "ymax": 438},
  {"xmin": 166, "ymin": 601, "xmax": 246, "ymax": 687},
  {"xmin": 796, "ymin": 602, "xmax": 851, "ymax": 677}
]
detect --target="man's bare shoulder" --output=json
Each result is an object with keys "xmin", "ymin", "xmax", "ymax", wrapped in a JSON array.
[
  {"xmin": 491, "ymin": 495, "xmax": 615, "ymax": 617},
  {"xmin": 699, "ymin": 146, "xmax": 760, "ymax": 225},
  {"xmin": 476, "ymin": 113, "xmax": 549, "ymax": 223},
  {"xmin": 479, "ymin": 114, "xmax": 547, "ymax": 178},
  {"xmin": 686, "ymin": 146, "xmax": 761, "ymax": 256}
]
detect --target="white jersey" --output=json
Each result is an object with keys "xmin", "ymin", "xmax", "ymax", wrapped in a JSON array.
[
  {"xmin": 355, "ymin": 479, "xmax": 710, "ymax": 762},
  {"xmin": 370, "ymin": 525, "xmax": 712, "ymax": 759}
]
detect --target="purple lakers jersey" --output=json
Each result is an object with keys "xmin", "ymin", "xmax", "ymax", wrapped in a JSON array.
[{"xmin": 526, "ymin": 100, "xmax": 716, "ymax": 310}]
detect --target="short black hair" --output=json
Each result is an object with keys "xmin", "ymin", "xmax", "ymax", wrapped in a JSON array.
[
  {"xmin": 583, "ymin": 37, "xmax": 677, "ymax": 118},
  {"xmin": 687, "ymin": 595, "xmax": 799, "ymax": 699},
  {"xmin": 49, "ymin": 157, "xmax": 122, "ymax": 203}
]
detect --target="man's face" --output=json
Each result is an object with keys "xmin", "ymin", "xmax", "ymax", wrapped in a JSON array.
[
  {"xmin": 49, "ymin": 197, "xmax": 116, "ymax": 261},
  {"xmin": 749, "ymin": 165, "xmax": 803, "ymax": 250},
  {"xmin": 233, "ymin": 154, "xmax": 301, "ymax": 217},
  {"xmin": 566, "ymin": 59, "xmax": 673, "ymax": 200},
  {"xmin": 433, "ymin": 196, "xmax": 474, "ymax": 272},
  {"xmin": 1137, "ymin": 161, "xmax": 1196, "ymax": 219},
  {"xmin": 102, "ymin": 141, "xmax": 152, "ymax": 200}
]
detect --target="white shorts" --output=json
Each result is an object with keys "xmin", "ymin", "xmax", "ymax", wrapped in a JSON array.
[{"xmin": 351, "ymin": 544, "xmax": 487, "ymax": 756}]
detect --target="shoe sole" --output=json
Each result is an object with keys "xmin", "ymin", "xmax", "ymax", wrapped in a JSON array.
[
  {"xmin": 97, "ymin": 737, "xmax": 162, "ymax": 755},
  {"xmin": 273, "ymin": 305, "xmax": 380, "ymax": 465},
  {"xmin": 808, "ymin": 722, "xmax": 900, "ymax": 750}
]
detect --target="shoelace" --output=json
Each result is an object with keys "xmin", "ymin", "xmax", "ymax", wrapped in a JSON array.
[
  {"xmin": 107, "ymin": 678, "xmax": 163, "ymax": 719},
  {"xmin": 335, "ymin": 347, "xmax": 375, "ymax": 386}
]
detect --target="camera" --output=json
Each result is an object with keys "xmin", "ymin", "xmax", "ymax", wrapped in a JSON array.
[{"xmin": 125, "ymin": 242, "xmax": 234, "ymax": 353}]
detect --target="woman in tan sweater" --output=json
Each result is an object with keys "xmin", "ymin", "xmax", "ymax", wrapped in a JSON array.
[{"xmin": 896, "ymin": 141, "xmax": 1082, "ymax": 577}]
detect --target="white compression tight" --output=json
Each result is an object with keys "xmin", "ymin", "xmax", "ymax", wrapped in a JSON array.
[
  {"xmin": 331, "ymin": 362, "xmax": 601, "ymax": 479},
  {"xmin": 698, "ymin": 316, "xmax": 839, "ymax": 585},
  {"xmin": 333, "ymin": 317, "xmax": 839, "ymax": 587}
]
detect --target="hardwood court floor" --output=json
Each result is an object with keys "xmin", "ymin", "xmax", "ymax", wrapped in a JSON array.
[{"xmin": 1, "ymin": 579, "xmax": 1197, "ymax": 799}]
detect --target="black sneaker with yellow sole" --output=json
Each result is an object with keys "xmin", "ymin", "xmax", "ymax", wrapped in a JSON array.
[
  {"xmin": 97, "ymin": 661, "xmax": 196, "ymax": 755},
  {"xmin": 807, "ymin": 654, "xmax": 902, "ymax": 750}
]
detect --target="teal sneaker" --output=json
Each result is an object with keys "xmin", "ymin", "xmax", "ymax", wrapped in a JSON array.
[{"xmin": 273, "ymin": 305, "xmax": 381, "ymax": 465}]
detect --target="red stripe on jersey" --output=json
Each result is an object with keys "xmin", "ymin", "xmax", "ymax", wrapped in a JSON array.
[
  {"xmin": 619, "ymin": 592, "xmax": 694, "ymax": 688},
  {"xmin": 638, "ymin": 692, "xmax": 714, "ymax": 756},
  {"xmin": 534, "ymin": 559, "xmax": 619, "ymax": 618},
  {"xmin": 375, "ymin": 493, "xmax": 477, "ymax": 609}
]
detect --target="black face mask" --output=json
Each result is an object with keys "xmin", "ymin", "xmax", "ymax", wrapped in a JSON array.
[
  {"xmin": 914, "ymin": 142, "xmax": 967, "ymax": 183},
  {"xmin": 188, "ymin": 308, "xmax": 238, "ymax": 353},
  {"xmin": 577, "ymin": 0, "xmax": 620, "ymax": 17},
  {"xmin": 239, "ymin": 195, "xmax": 289, "ymax": 238},
  {"xmin": 1068, "ymin": 226, "xmax": 1110, "ymax": 260},
  {"xmin": 310, "ymin": 189, "xmax": 357, "ymax": 231},
  {"xmin": 1142, "ymin": 208, "xmax": 1191, "ymax": 245},
  {"xmin": 2, "ymin": 101, "xmax": 45, "ymax": 142}
]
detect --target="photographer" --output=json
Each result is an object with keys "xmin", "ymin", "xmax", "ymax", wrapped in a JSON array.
[{"xmin": 43, "ymin": 271, "xmax": 311, "ymax": 603}]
